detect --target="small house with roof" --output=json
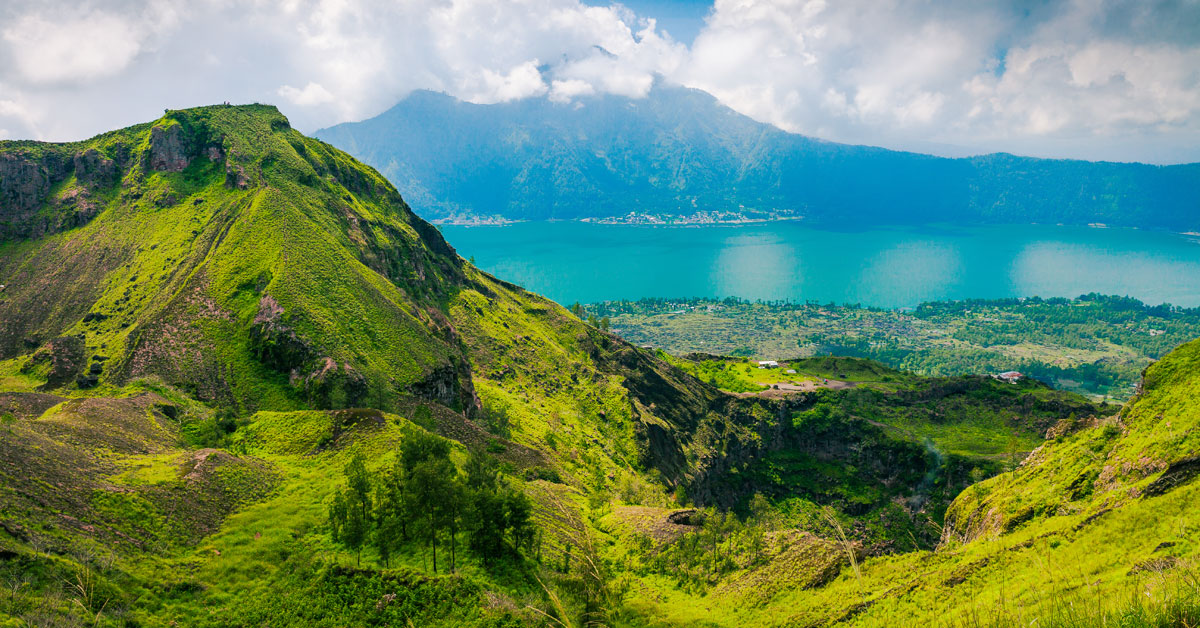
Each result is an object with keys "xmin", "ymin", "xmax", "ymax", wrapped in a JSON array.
[{"xmin": 995, "ymin": 371, "xmax": 1023, "ymax": 383}]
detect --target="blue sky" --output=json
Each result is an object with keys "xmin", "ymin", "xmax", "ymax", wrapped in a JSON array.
[
  {"xmin": 1, "ymin": 0, "xmax": 1198, "ymax": 163},
  {"xmin": 601, "ymin": 0, "xmax": 711, "ymax": 44}
]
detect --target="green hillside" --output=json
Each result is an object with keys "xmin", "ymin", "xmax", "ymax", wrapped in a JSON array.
[
  {"xmin": 1, "ymin": 106, "xmax": 1197, "ymax": 627},
  {"xmin": 0, "ymin": 104, "xmax": 474, "ymax": 414}
]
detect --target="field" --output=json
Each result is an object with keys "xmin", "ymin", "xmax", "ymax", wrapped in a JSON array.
[{"xmin": 588, "ymin": 294, "xmax": 1200, "ymax": 400}]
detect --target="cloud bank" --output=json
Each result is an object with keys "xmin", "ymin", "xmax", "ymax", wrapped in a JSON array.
[{"xmin": 0, "ymin": 0, "xmax": 1197, "ymax": 163}]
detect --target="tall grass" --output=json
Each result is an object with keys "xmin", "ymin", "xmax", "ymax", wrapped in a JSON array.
[
  {"xmin": 967, "ymin": 563, "xmax": 1200, "ymax": 628},
  {"xmin": 822, "ymin": 506, "xmax": 864, "ymax": 603}
]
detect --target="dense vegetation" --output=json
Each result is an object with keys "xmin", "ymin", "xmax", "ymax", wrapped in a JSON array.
[
  {"xmin": 328, "ymin": 438, "xmax": 534, "ymax": 572},
  {"xmin": 588, "ymin": 294, "xmax": 1200, "ymax": 399},
  {"xmin": 315, "ymin": 85, "xmax": 1200, "ymax": 230},
  {"xmin": 2, "ymin": 105, "xmax": 1198, "ymax": 628}
]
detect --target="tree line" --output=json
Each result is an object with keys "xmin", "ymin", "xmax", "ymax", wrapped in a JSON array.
[{"xmin": 328, "ymin": 431, "xmax": 534, "ymax": 573}]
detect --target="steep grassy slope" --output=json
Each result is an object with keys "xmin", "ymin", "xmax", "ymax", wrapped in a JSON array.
[
  {"xmin": 0, "ymin": 393, "xmax": 539, "ymax": 626},
  {"xmin": 315, "ymin": 86, "xmax": 1200, "ymax": 230},
  {"xmin": 1, "ymin": 104, "xmax": 474, "ymax": 413},
  {"xmin": 0, "ymin": 105, "xmax": 824, "ymax": 626}
]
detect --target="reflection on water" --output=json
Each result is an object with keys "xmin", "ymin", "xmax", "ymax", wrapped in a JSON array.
[
  {"xmin": 1010, "ymin": 239, "xmax": 1200, "ymax": 307},
  {"xmin": 441, "ymin": 222, "xmax": 1200, "ymax": 308},
  {"xmin": 855, "ymin": 240, "xmax": 963, "ymax": 306},
  {"xmin": 710, "ymin": 231, "xmax": 802, "ymax": 302}
]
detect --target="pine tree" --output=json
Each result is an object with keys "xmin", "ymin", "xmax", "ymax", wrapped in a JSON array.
[{"xmin": 329, "ymin": 453, "xmax": 373, "ymax": 565}]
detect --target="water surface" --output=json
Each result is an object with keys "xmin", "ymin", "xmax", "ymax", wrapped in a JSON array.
[{"xmin": 441, "ymin": 222, "xmax": 1200, "ymax": 308}]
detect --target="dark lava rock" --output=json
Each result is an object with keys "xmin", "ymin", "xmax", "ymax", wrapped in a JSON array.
[{"xmin": 149, "ymin": 124, "xmax": 192, "ymax": 172}]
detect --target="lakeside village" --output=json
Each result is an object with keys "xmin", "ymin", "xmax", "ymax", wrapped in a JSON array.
[{"xmin": 581, "ymin": 209, "xmax": 801, "ymax": 225}]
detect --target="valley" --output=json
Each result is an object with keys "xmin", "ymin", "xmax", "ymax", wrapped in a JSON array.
[{"xmin": 589, "ymin": 295, "xmax": 1200, "ymax": 400}]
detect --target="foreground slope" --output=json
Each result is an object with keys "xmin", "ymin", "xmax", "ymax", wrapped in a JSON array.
[
  {"xmin": 0, "ymin": 104, "xmax": 828, "ymax": 625},
  {"xmin": 617, "ymin": 340, "xmax": 1200, "ymax": 626},
  {"xmin": 315, "ymin": 86, "xmax": 1200, "ymax": 230},
  {"xmin": 0, "ymin": 103, "xmax": 787, "ymax": 525}
]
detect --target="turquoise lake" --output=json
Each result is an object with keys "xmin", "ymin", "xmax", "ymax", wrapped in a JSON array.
[{"xmin": 440, "ymin": 222, "xmax": 1200, "ymax": 309}]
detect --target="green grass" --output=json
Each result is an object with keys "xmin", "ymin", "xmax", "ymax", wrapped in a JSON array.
[
  {"xmin": 108, "ymin": 453, "xmax": 183, "ymax": 485},
  {"xmin": 610, "ymin": 341, "xmax": 1200, "ymax": 627}
]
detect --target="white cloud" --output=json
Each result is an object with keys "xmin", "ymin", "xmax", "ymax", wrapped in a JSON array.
[
  {"xmin": 0, "ymin": 0, "xmax": 687, "ymax": 140},
  {"xmin": 549, "ymin": 78, "xmax": 596, "ymax": 103},
  {"xmin": 459, "ymin": 61, "xmax": 548, "ymax": 103},
  {"xmin": 279, "ymin": 82, "xmax": 337, "ymax": 106},
  {"xmin": 0, "ymin": 0, "xmax": 1197, "ymax": 162},
  {"xmin": 0, "ymin": 89, "xmax": 39, "ymax": 139},
  {"xmin": 1, "ymin": 2, "xmax": 182, "ymax": 86},
  {"xmin": 675, "ymin": 0, "xmax": 1200, "ymax": 161},
  {"xmin": 2, "ymin": 12, "xmax": 144, "ymax": 85}
]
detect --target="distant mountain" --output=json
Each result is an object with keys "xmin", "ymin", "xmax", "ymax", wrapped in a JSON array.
[{"xmin": 316, "ymin": 85, "xmax": 1200, "ymax": 230}]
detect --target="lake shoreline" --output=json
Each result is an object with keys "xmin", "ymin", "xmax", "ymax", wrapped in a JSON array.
[{"xmin": 434, "ymin": 216, "xmax": 1200, "ymax": 236}]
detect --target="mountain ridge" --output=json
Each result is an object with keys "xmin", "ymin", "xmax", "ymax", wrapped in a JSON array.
[{"xmin": 316, "ymin": 85, "xmax": 1200, "ymax": 231}]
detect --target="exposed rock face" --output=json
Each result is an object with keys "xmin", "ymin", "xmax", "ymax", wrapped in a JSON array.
[
  {"xmin": 1, "ymin": 152, "xmax": 56, "ymax": 214},
  {"xmin": 149, "ymin": 124, "xmax": 191, "ymax": 172},
  {"xmin": 408, "ymin": 360, "xmax": 479, "ymax": 417},
  {"xmin": 304, "ymin": 357, "xmax": 369, "ymax": 409},
  {"xmin": 666, "ymin": 509, "xmax": 705, "ymax": 526},
  {"xmin": 248, "ymin": 294, "xmax": 314, "ymax": 372},
  {"xmin": 0, "ymin": 146, "xmax": 127, "ymax": 240},
  {"xmin": 0, "ymin": 152, "xmax": 70, "ymax": 240},
  {"xmin": 1143, "ymin": 455, "xmax": 1200, "ymax": 497},
  {"xmin": 224, "ymin": 163, "xmax": 248, "ymax": 189},
  {"xmin": 73, "ymin": 148, "xmax": 118, "ymax": 186}
]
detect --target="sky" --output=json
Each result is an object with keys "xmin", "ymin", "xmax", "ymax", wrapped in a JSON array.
[{"xmin": 1, "ymin": 0, "xmax": 1199, "ymax": 164}]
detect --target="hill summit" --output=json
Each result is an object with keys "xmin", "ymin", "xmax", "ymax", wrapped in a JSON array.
[{"xmin": 1, "ymin": 104, "xmax": 477, "ymax": 412}]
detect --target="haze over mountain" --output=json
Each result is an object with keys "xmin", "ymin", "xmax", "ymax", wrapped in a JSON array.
[{"xmin": 316, "ymin": 84, "xmax": 1200, "ymax": 231}]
